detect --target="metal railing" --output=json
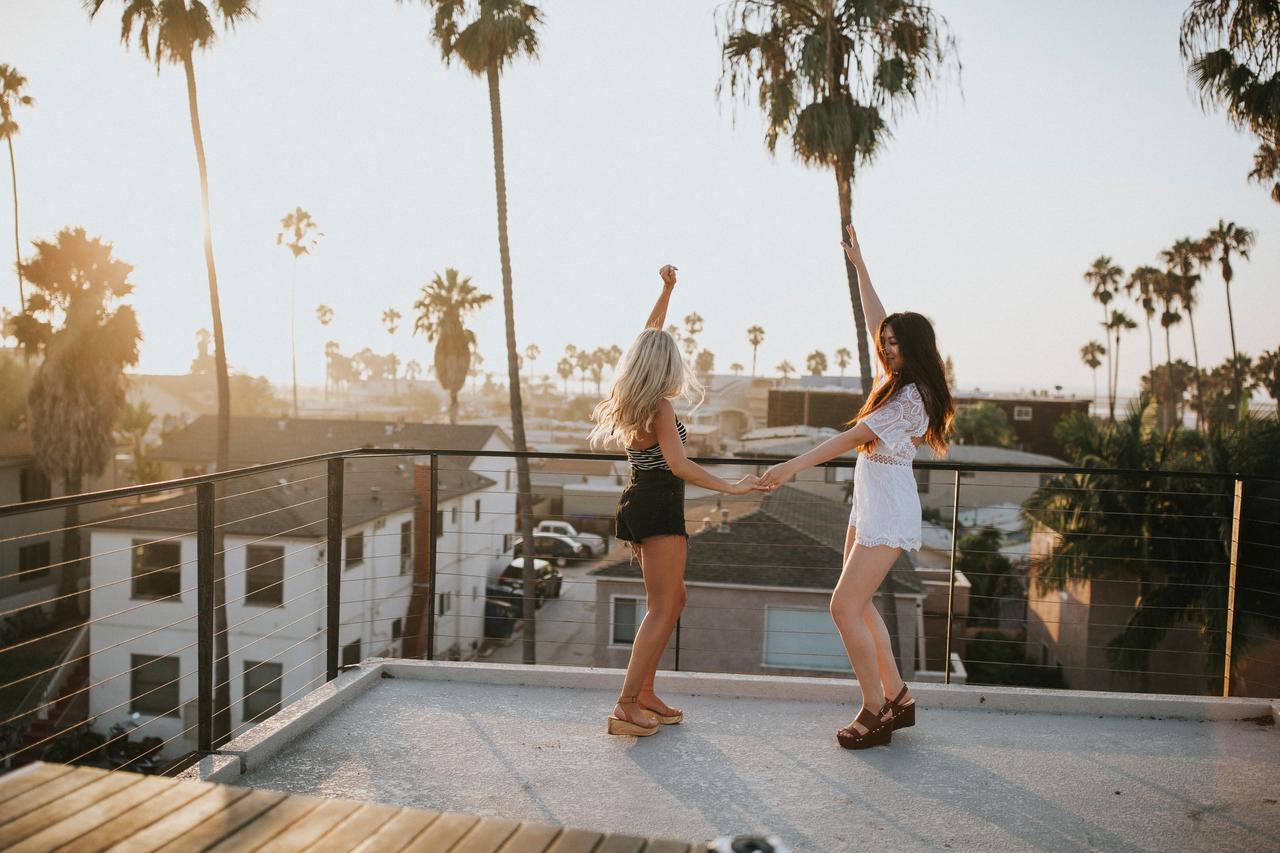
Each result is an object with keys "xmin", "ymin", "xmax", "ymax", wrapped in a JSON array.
[{"xmin": 0, "ymin": 445, "xmax": 1275, "ymax": 776}]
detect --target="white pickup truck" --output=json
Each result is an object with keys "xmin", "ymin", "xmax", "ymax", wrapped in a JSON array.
[{"xmin": 534, "ymin": 520, "xmax": 607, "ymax": 556}]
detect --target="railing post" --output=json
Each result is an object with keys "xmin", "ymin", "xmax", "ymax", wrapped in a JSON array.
[
  {"xmin": 326, "ymin": 458, "xmax": 344, "ymax": 682},
  {"xmin": 944, "ymin": 470, "xmax": 961, "ymax": 686},
  {"xmin": 674, "ymin": 617, "xmax": 681, "ymax": 672},
  {"xmin": 427, "ymin": 454, "xmax": 439, "ymax": 662},
  {"xmin": 196, "ymin": 482, "xmax": 214, "ymax": 754},
  {"xmin": 1223, "ymin": 477, "xmax": 1244, "ymax": 698}
]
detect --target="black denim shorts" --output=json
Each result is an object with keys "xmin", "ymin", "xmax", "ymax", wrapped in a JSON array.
[{"xmin": 615, "ymin": 468, "xmax": 688, "ymax": 543}]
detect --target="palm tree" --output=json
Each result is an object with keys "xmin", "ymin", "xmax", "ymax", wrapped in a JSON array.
[
  {"xmin": 1124, "ymin": 266, "xmax": 1162, "ymax": 377},
  {"xmin": 682, "ymin": 312, "xmax": 704, "ymax": 360},
  {"xmin": 405, "ymin": 358, "xmax": 422, "ymax": 384},
  {"xmin": 524, "ymin": 343, "xmax": 539, "ymax": 384},
  {"xmin": 1084, "ymin": 256, "xmax": 1124, "ymax": 420},
  {"xmin": 277, "ymin": 207, "xmax": 321, "ymax": 417},
  {"xmin": 1105, "ymin": 310, "xmax": 1137, "ymax": 415},
  {"xmin": 556, "ymin": 356, "xmax": 573, "ymax": 396},
  {"xmin": 1163, "ymin": 239, "xmax": 1207, "ymax": 429},
  {"xmin": 589, "ymin": 347, "xmax": 608, "ymax": 396},
  {"xmin": 1080, "ymin": 340, "xmax": 1106, "ymax": 408},
  {"xmin": 316, "ymin": 304, "xmax": 334, "ymax": 398},
  {"xmin": 469, "ymin": 350, "xmax": 485, "ymax": 394},
  {"xmin": 746, "ymin": 325, "xmax": 765, "ymax": 376},
  {"xmin": 11, "ymin": 228, "xmax": 141, "ymax": 622},
  {"xmin": 1151, "ymin": 270, "xmax": 1184, "ymax": 430},
  {"xmin": 574, "ymin": 349, "xmax": 592, "ymax": 395},
  {"xmin": 730, "ymin": 362, "xmax": 744, "ymax": 376},
  {"xmin": 806, "ymin": 349, "xmax": 828, "ymax": 376},
  {"xmin": 382, "ymin": 307, "xmax": 402, "ymax": 397},
  {"xmin": 776, "ymin": 360, "xmax": 796, "ymax": 383},
  {"xmin": 1254, "ymin": 348, "xmax": 1280, "ymax": 402},
  {"xmin": 834, "ymin": 346, "xmax": 852, "ymax": 378},
  {"xmin": 603, "ymin": 344, "xmax": 622, "ymax": 376},
  {"xmin": 695, "ymin": 349, "xmax": 716, "ymax": 378},
  {"xmin": 116, "ymin": 400, "xmax": 160, "ymax": 485},
  {"xmin": 324, "ymin": 340, "xmax": 341, "ymax": 398},
  {"xmin": 0, "ymin": 65, "xmax": 34, "ymax": 311},
  {"xmin": 720, "ymin": 1, "xmax": 956, "ymax": 392},
  {"xmin": 1204, "ymin": 220, "xmax": 1256, "ymax": 411},
  {"xmin": 413, "ymin": 268, "xmax": 492, "ymax": 425}
]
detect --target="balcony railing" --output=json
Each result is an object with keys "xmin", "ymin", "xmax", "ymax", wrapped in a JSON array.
[{"xmin": 0, "ymin": 447, "xmax": 1275, "ymax": 775}]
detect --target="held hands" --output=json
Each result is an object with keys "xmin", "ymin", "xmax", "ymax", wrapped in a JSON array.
[
  {"xmin": 840, "ymin": 223, "xmax": 863, "ymax": 265},
  {"xmin": 659, "ymin": 264, "xmax": 678, "ymax": 289},
  {"xmin": 728, "ymin": 473, "xmax": 770, "ymax": 495},
  {"xmin": 756, "ymin": 461, "xmax": 797, "ymax": 492}
]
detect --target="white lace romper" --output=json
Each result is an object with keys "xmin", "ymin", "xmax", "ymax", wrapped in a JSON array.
[{"xmin": 849, "ymin": 382, "xmax": 926, "ymax": 551}]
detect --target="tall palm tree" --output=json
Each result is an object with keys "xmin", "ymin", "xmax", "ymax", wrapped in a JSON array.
[
  {"xmin": 1254, "ymin": 348, "xmax": 1280, "ymax": 402},
  {"xmin": 1080, "ymin": 340, "xmax": 1106, "ymax": 408},
  {"xmin": 409, "ymin": 0, "xmax": 544, "ymax": 666},
  {"xmin": 277, "ymin": 206, "xmax": 320, "ymax": 417},
  {"xmin": 720, "ymin": 1, "xmax": 956, "ymax": 392},
  {"xmin": 1204, "ymin": 219, "xmax": 1256, "ymax": 411},
  {"xmin": 1084, "ymin": 256, "xmax": 1124, "ymax": 420},
  {"xmin": 12, "ymin": 228, "xmax": 141, "ymax": 622},
  {"xmin": 1105, "ymin": 309, "xmax": 1137, "ymax": 415},
  {"xmin": 383, "ymin": 307, "xmax": 402, "ymax": 397},
  {"xmin": 0, "ymin": 65, "xmax": 33, "ymax": 312},
  {"xmin": 777, "ymin": 360, "xmax": 796, "ymax": 383},
  {"xmin": 682, "ymin": 312, "xmax": 704, "ymax": 360},
  {"xmin": 404, "ymin": 358, "xmax": 422, "ymax": 384},
  {"xmin": 1163, "ymin": 238, "xmax": 1207, "ymax": 429},
  {"xmin": 1124, "ymin": 266, "xmax": 1162, "ymax": 376},
  {"xmin": 555, "ymin": 356, "xmax": 573, "ymax": 397},
  {"xmin": 574, "ymin": 348, "xmax": 592, "ymax": 395},
  {"xmin": 834, "ymin": 346, "xmax": 852, "ymax": 378},
  {"xmin": 316, "ymin": 303, "xmax": 334, "ymax": 399},
  {"xmin": 413, "ymin": 268, "xmax": 492, "ymax": 425},
  {"xmin": 806, "ymin": 349, "xmax": 828, "ymax": 376},
  {"xmin": 603, "ymin": 343, "xmax": 622, "ymax": 377},
  {"xmin": 323, "ymin": 340, "xmax": 341, "ymax": 399},
  {"xmin": 747, "ymin": 325, "xmax": 765, "ymax": 376},
  {"xmin": 1151, "ymin": 270, "xmax": 1184, "ymax": 430},
  {"xmin": 116, "ymin": 399, "xmax": 160, "ymax": 485},
  {"xmin": 524, "ymin": 343, "xmax": 539, "ymax": 384}
]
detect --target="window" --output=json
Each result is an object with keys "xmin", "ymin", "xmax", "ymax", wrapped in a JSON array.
[
  {"xmin": 914, "ymin": 469, "xmax": 930, "ymax": 495},
  {"xmin": 131, "ymin": 540, "xmax": 182, "ymax": 600},
  {"xmin": 344, "ymin": 532, "xmax": 364, "ymax": 568},
  {"xmin": 399, "ymin": 521, "xmax": 412, "ymax": 575},
  {"xmin": 19, "ymin": 467, "xmax": 51, "ymax": 502},
  {"xmin": 474, "ymin": 499, "xmax": 482, "ymax": 522},
  {"xmin": 130, "ymin": 654, "xmax": 180, "ymax": 717},
  {"xmin": 451, "ymin": 506, "xmax": 459, "ymax": 526},
  {"xmin": 1013, "ymin": 405, "xmax": 1033, "ymax": 422},
  {"xmin": 502, "ymin": 533, "xmax": 513, "ymax": 554},
  {"xmin": 435, "ymin": 510, "xmax": 444, "ymax": 539},
  {"xmin": 438, "ymin": 591, "xmax": 452, "ymax": 615},
  {"xmin": 341, "ymin": 639, "xmax": 362, "ymax": 668},
  {"xmin": 392, "ymin": 618, "xmax": 403, "ymax": 645},
  {"xmin": 505, "ymin": 470, "xmax": 511, "ymax": 491},
  {"xmin": 763, "ymin": 606, "xmax": 849, "ymax": 671},
  {"xmin": 611, "ymin": 596, "xmax": 647, "ymax": 645},
  {"xmin": 18, "ymin": 542, "xmax": 51, "ymax": 582},
  {"xmin": 244, "ymin": 545, "xmax": 284, "ymax": 607},
  {"xmin": 242, "ymin": 660, "xmax": 282, "ymax": 723}
]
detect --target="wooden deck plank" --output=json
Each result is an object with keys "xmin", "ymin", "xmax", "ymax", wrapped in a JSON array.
[
  {"xmin": 495, "ymin": 822, "xmax": 561, "ymax": 853},
  {"xmin": 7, "ymin": 775, "xmax": 176, "ymax": 853},
  {"xmin": 593, "ymin": 835, "xmax": 646, "ymax": 853},
  {"xmin": 450, "ymin": 816, "xmax": 521, "ymax": 853},
  {"xmin": 0, "ymin": 763, "xmax": 76, "ymax": 805},
  {"xmin": 350, "ymin": 807, "xmax": 442, "ymax": 853},
  {"xmin": 0, "ymin": 770, "xmax": 139, "ymax": 845},
  {"xmin": 302, "ymin": 802, "xmax": 401, "ymax": 851},
  {"xmin": 546, "ymin": 828, "xmax": 604, "ymax": 853},
  {"xmin": 103, "ymin": 785, "xmax": 253, "ymax": 853},
  {"xmin": 154, "ymin": 789, "xmax": 288, "ymax": 853},
  {"xmin": 256, "ymin": 797, "xmax": 363, "ymax": 853},
  {"xmin": 0, "ymin": 766, "xmax": 109, "ymax": 825},
  {"xmin": 204, "ymin": 793, "xmax": 325, "ymax": 853},
  {"xmin": 60, "ymin": 779, "xmax": 216, "ymax": 853},
  {"xmin": 396, "ymin": 811, "xmax": 480, "ymax": 852},
  {"xmin": 639, "ymin": 841, "xmax": 692, "ymax": 853}
]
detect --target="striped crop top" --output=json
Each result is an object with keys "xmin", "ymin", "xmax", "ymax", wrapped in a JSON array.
[{"xmin": 626, "ymin": 421, "xmax": 687, "ymax": 470}]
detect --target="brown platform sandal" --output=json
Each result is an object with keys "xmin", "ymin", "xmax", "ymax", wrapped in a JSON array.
[
  {"xmin": 886, "ymin": 684, "xmax": 915, "ymax": 731},
  {"xmin": 639, "ymin": 696, "xmax": 683, "ymax": 725},
  {"xmin": 607, "ymin": 697, "xmax": 660, "ymax": 737},
  {"xmin": 836, "ymin": 703, "xmax": 893, "ymax": 750}
]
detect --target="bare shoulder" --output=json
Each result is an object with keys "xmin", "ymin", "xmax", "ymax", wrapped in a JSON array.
[{"xmin": 655, "ymin": 398, "xmax": 677, "ymax": 421}]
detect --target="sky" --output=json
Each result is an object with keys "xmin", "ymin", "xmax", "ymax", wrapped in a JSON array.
[{"xmin": 0, "ymin": 0, "xmax": 1275, "ymax": 399}]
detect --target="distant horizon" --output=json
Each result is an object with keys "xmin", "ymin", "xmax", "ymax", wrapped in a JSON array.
[{"xmin": 1, "ymin": 0, "xmax": 1275, "ymax": 400}]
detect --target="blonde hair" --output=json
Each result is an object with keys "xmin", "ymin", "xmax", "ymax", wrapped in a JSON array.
[{"xmin": 588, "ymin": 328, "xmax": 704, "ymax": 449}]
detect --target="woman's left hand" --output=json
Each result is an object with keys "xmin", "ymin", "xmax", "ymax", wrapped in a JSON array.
[{"xmin": 659, "ymin": 264, "xmax": 678, "ymax": 288}]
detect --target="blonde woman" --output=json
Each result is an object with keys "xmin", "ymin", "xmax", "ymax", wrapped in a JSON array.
[{"xmin": 589, "ymin": 264, "xmax": 762, "ymax": 736}]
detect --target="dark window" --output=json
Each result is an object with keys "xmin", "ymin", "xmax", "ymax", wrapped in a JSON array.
[
  {"xmin": 474, "ymin": 499, "xmax": 481, "ymax": 522},
  {"xmin": 341, "ymin": 639, "xmax": 362, "ymax": 668},
  {"xmin": 18, "ymin": 542, "xmax": 51, "ymax": 583},
  {"xmin": 505, "ymin": 470, "xmax": 511, "ymax": 491},
  {"xmin": 434, "ymin": 509, "xmax": 444, "ymax": 539},
  {"xmin": 612, "ymin": 598, "xmax": 646, "ymax": 645},
  {"xmin": 19, "ymin": 467, "xmax": 51, "ymax": 502},
  {"xmin": 914, "ymin": 469, "xmax": 930, "ymax": 494},
  {"xmin": 392, "ymin": 618, "xmax": 403, "ymax": 643},
  {"xmin": 131, "ymin": 540, "xmax": 182, "ymax": 600},
  {"xmin": 243, "ymin": 660, "xmax": 283, "ymax": 723},
  {"xmin": 451, "ymin": 506, "xmax": 459, "ymax": 526},
  {"xmin": 502, "ymin": 533, "xmax": 513, "ymax": 554},
  {"xmin": 438, "ymin": 591, "xmax": 451, "ymax": 615},
  {"xmin": 130, "ymin": 654, "xmax": 180, "ymax": 717},
  {"xmin": 344, "ymin": 532, "xmax": 364, "ymax": 568},
  {"xmin": 244, "ymin": 545, "xmax": 284, "ymax": 607},
  {"xmin": 399, "ymin": 521, "xmax": 412, "ymax": 575}
]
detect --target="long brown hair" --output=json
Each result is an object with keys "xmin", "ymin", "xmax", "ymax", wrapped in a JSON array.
[{"xmin": 851, "ymin": 312, "xmax": 954, "ymax": 454}]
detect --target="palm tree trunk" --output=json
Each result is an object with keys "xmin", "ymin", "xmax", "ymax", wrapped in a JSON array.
[
  {"xmin": 1104, "ymin": 307, "xmax": 1115, "ymax": 421},
  {"xmin": 6, "ymin": 135, "xmax": 22, "ymax": 311},
  {"xmin": 181, "ymin": 50, "xmax": 231, "ymax": 744},
  {"xmin": 290, "ymin": 259, "xmax": 298, "ymax": 417},
  {"xmin": 751, "ymin": 345, "xmax": 758, "ymax": 377},
  {"xmin": 835, "ymin": 159, "xmax": 872, "ymax": 394},
  {"xmin": 1091, "ymin": 367, "xmax": 1097, "ymax": 408},
  {"xmin": 1162, "ymin": 322, "xmax": 1175, "ymax": 430},
  {"xmin": 487, "ymin": 65, "xmax": 538, "ymax": 666},
  {"xmin": 1112, "ymin": 331, "xmax": 1122, "ymax": 418},
  {"xmin": 449, "ymin": 389, "xmax": 458, "ymax": 425},
  {"xmin": 1144, "ymin": 315, "xmax": 1154, "ymax": 376},
  {"xmin": 1187, "ymin": 309, "xmax": 1203, "ymax": 431},
  {"xmin": 1224, "ymin": 278, "xmax": 1241, "ymax": 413}
]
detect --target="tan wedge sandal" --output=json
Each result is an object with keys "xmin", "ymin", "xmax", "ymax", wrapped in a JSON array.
[
  {"xmin": 640, "ymin": 697, "xmax": 683, "ymax": 725},
  {"xmin": 607, "ymin": 697, "xmax": 660, "ymax": 737}
]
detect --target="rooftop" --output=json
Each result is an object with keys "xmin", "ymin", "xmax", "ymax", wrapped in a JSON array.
[{"xmin": 191, "ymin": 660, "xmax": 1280, "ymax": 852}]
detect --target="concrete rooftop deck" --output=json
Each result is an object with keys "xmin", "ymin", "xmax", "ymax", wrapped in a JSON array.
[{"xmin": 185, "ymin": 661, "xmax": 1280, "ymax": 852}]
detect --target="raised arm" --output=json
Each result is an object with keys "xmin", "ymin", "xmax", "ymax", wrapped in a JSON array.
[
  {"xmin": 841, "ymin": 224, "xmax": 887, "ymax": 346},
  {"xmin": 654, "ymin": 400, "xmax": 760, "ymax": 495},
  {"xmin": 644, "ymin": 264, "xmax": 678, "ymax": 330}
]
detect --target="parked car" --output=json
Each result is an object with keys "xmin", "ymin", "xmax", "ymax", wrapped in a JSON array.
[
  {"xmin": 498, "ymin": 558, "xmax": 563, "ymax": 601},
  {"xmin": 512, "ymin": 533, "xmax": 590, "ymax": 568},
  {"xmin": 534, "ymin": 520, "xmax": 607, "ymax": 556}
]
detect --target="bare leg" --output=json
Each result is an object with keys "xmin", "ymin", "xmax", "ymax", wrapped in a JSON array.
[
  {"xmin": 830, "ymin": 537, "xmax": 902, "ymax": 733},
  {"xmin": 615, "ymin": 535, "xmax": 687, "ymax": 724},
  {"xmin": 843, "ymin": 527, "xmax": 910, "ymax": 707}
]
